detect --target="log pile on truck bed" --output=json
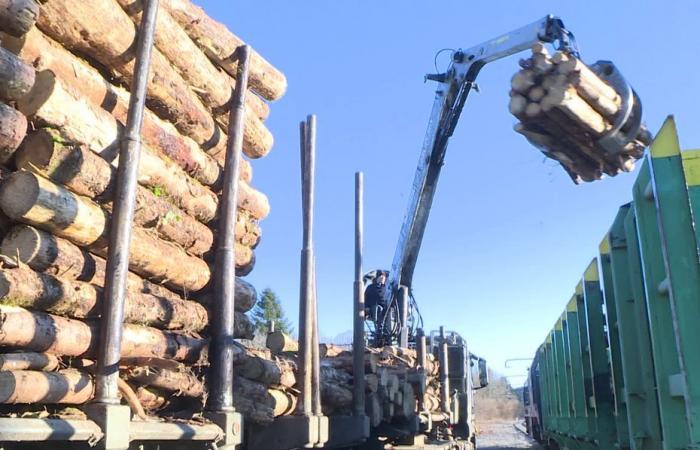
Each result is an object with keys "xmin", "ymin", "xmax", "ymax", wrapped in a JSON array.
[
  {"xmin": 0, "ymin": 0, "xmax": 288, "ymax": 423},
  {"xmin": 510, "ymin": 44, "xmax": 652, "ymax": 183}
]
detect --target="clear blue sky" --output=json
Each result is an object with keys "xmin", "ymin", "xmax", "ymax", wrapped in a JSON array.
[{"xmin": 200, "ymin": 1, "xmax": 700, "ymax": 384}]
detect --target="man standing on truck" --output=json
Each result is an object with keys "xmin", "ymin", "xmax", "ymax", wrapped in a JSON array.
[{"xmin": 364, "ymin": 270, "xmax": 387, "ymax": 321}]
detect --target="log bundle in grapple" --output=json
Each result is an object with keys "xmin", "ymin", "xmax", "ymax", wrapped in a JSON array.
[
  {"xmin": 510, "ymin": 44, "xmax": 652, "ymax": 183},
  {"xmin": 0, "ymin": 0, "xmax": 289, "ymax": 428}
]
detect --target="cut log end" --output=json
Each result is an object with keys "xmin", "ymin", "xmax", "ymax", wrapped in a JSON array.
[
  {"xmin": 0, "ymin": 171, "xmax": 41, "ymax": 221},
  {"xmin": 0, "ymin": 0, "xmax": 40, "ymax": 38}
]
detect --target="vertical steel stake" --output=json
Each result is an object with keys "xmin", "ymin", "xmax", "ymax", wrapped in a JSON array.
[
  {"xmin": 94, "ymin": 0, "xmax": 159, "ymax": 404},
  {"xmin": 398, "ymin": 286, "xmax": 409, "ymax": 348},
  {"xmin": 298, "ymin": 116, "xmax": 317, "ymax": 417},
  {"xmin": 207, "ymin": 45, "xmax": 251, "ymax": 412},
  {"xmin": 352, "ymin": 172, "xmax": 366, "ymax": 416},
  {"xmin": 438, "ymin": 326, "xmax": 451, "ymax": 413}
]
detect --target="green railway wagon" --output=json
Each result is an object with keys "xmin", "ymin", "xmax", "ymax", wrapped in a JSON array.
[{"xmin": 526, "ymin": 117, "xmax": 700, "ymax": 450}]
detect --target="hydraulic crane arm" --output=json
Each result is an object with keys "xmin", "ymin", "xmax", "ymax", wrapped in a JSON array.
[{"xmin": 384, "ymin": 16, "xmax": 578, "ymax": 306}]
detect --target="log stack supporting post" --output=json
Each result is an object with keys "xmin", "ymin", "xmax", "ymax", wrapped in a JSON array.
[
  {"xmin": 353, "ymin": 171, "xmax": 366, "ymax": 416},
  {"xmin": 93, "ymin": 0, "xmax": 159, "ymax": 407},
  {"xmin": 398, "ymin": 286, "xmax": 409, "ymax": 348},
  {"xmin": 298, "ymin": 114, "xmax": 320, "ymax": 417},
  {"xmin": 438, "ymin": 326, "xmax": 450, "ymax": 414},
  {"xmin": 416, "ymin": 329, "xmax": 427, "ymax": 411},
  {"xmin": 207, "ymin": 45, "xmax": 250, "ymax": 414}
]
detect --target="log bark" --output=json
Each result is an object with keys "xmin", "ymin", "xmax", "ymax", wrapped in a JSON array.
[
  {"xmin": 0, "ymin": 369, "xmax": 93, "ymax": 404},
  {"xmin": 541, "ymin": 86, "xmax": 608, "ymax": 135},
  {"xmin": 134, "ymin": 385, "xmax": 167, "ymax": 410},
  {"xmin": 319, "ymin": 343, "xmax": 345, "ymax": 358},
  {"xmin": 115, "ymin": 0, "xmax": 269, "ymax": 121},
  {"xmin": 0, "ymin": 171, "xmax": 214, "ymax": 292},
  {"xmin": 0, "ymin": 352, "xmax": 59, "ymax": 371},
  {"xmin": 0, "ymin": 45, "xmax": 34, "ymax": 100},
  {"xmin": 126, "ymin": 366, "xmax": 204, "ymax": 398},
  {"xmin": 36, "ymin": 0, "xmax": 273, "ymax": 158},
  {"xmin": 236, "ymin": 354, "xmax": 296, "ymax": 387},
  {"xmin": 161, "ymin": 0, "xmax": 287, "ymax": 101},
  {"xmin": 0, "ymin": 0, "xmax": 39, "ymax": 37},
  {"xmin": 17, "ymin": 70, "xmax": 220, "ymax": 223},
  {"xmin": 321, "ymin": 381, "xmax": 352, "ymax": 409},
  {"xmin": 36, "ymin": 0, "xmax": 217, "ymax": 148},
  {"xmin": 0, "ymin": 305, "xmax": 208, "ymax": 363},
  {"xmin": 17, "ymin": 129, "xmax": 214, "ymax": 256},
  {"xmin": 322, "ymin": 353, "xmax": 378, "ymax": 374},
  {"xmin": 2, "ymin": 28, "xmax": 255, "ymax": 186},
  {"xmin": 266, "ymin": 331, "xmax": 298, "ymax": 354},
  {"xmin": 0, "ymin": 101, "xmax": 26, "ymax": 164},
  {"xmin": 365, "ymin": 392, "xmax": 382, "ymax": 427},
  {"xmin": 0, "ymin": 266, "xmax": 210, "ymax": 332}
]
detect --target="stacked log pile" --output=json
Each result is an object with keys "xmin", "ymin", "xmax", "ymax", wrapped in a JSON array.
[
  {"xmin": 510, "ymin": 44, "xmax": 652, "ymax": 183},
  {"xmin": 0, "ymin": 0, "xmax": 288, "ymax": 424}
]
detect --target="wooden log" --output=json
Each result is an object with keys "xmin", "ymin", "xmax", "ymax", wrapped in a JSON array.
[
  {"xmin": 134, "ymin": 385, "xmax": 168, "ymax": 410},
  {"xmin": 0, "ymin": 266, "xmax": 210, "ymax": 332},
  {"xmin": 126, "ymin": 366, "xmax": 203, "ymax": 398},
  {"xmin": 0, "ymin": 46, "xmax": 34, "ymax": 100},
  {"xmin": 36, "ymin": 0, "xmax": 273, "ymax": 158},
  {"xmin": 236, "ymin": 354, "xmax": 296, "ymax": 388},
  {"xmin": 557, "ymin": 55, "xmax": 619, "ymax": 101},
  {"xmin": 0, "ymin": 305, "xmax": 207, "ymax": 362},
  {"xmin": 36, "ymin": 0, "xmax": 216, "ymax": 149},
  {"xmin": 0, "ymin": 171, "xmax": 214, "ymax": 292},
  {"xmin": 541, "ymin": 86, "xmax": 609, "ymax": 135},
  {"xmin": 17, "ymin": 131, "xmax": 265, "ymax": 245},
  {"xmin": 114, "ymin": 0, "xmax": 269, "ymax": 121},
  {"xmin": 568, "ymin": 71, "xmax": 620, "ymax": 119},
  {"xmin": 0, "ymin": 352, "xmax": 59, "ymax": 371},
  {"xmin": 161, "ymin": 0, "xmax": 287, "ymax": 101},
  {"xmin": 396, "ymin": 382, "xmax": 415, "ymax": 418},
  {"xmin": 510, "ymin": 70, "xmax": 535, "ymax": 94},
  {"xmin": 0, "ymin": 369, "xmax": 93, "ymax": 404},
  {"xmin": 0, "ymin": 224, "xmax": 257, "ymax": 305},
  {"xmin": 0, "ymin": 0, "xmax": 39, "ymax": 37},
  {"xmin": 528, "ymin": 86, "xmax": 546, "ymax": 102},
  {"xmin": 17, "ymin": 70, "xmax": 220, "ymax": 223},
  {"xmin": 16, "ymin": 129, "xmax": 214, "ymax": 256},
  {"xmin": 321, "ymin": 380, "xmax": 352, "ymax": 409},
  {"xmin": 234, "ymin": 312, "xmax": 255, "ymax": 340},
  {"xmin": 268, "ymin": 388, "xmax": 297, "ymax": 416},
  {"xmin": 266, "ymin": 331, "xmax": 299, "ymax": 354},
  {"xmin": 2, "ymin": 28, "xmax": 251, "ymax": 186},
  {"xmin": 365, "ymin": 392, "xmax": 382, "ymax": 427},
  {"xmin": 322, "ymin": 353, "xmax": 378, "ymax": 374},
  {"xmin": 319, "ymin": 343, "xmax": 346, "ymax": 358},
  {"xmin": 508, "ymin": 94, "xmax": 527, "ymax": 119},
  {"xmin": 365, "ymin": 373, "xmax": 379, "ymax": 393},
  {"xmin": 0, "ymin": 101, "xmax": 26, "ymax": 164}
]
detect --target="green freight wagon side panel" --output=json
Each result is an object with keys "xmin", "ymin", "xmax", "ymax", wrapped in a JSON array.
[
  {"xmin": 575, "ymin": 283, "xmax": 598, "ymax": 436},
  {"xmin": 632, "ymin": 119, "xmax": 693, "ymax": 449},
  {"xmin": 609, "ymin": 205, "xmax": 663, "ymax": 450},
  {"xmin": 553, "ymin": 321, "xmax": 572, "ymax": 433},
  {"xmin": 581, "ymin": 260, "xmax": 617, "ymax": 450},
  {"xmin": 566, "ymin": 296, "xmax": 591, "ymax": 438},
  {"xmin": 598, "ymin": 236, "xmax": 631, "ymax": 449},
  {"xmin": 648, "ymin": 118, "xmax": 700, "ymax": 446}
]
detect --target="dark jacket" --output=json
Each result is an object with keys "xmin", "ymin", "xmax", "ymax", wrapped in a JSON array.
[{"xmin": 364, "ymin": 282, "xmax": 386, "ymax": 309}]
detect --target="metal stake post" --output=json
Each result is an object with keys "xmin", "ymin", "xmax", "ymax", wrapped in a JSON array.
[
  {"xmin": 94, "ymin": 0, "xmax": 159, "ymax": 405},
  {"xmin": 208, "ymin": 45, "xmax": 251, "ymax": 413},
  {"xmin": 398, "ymin": 286, "xmax": 409, "ymax": 348},
  {"xmin": 438, "ymin": 327, "xmax": 450, "ymax": 413},
  {"xmin": 298, "ymin": 116, "xmax": 317, "ymax": 417},
  {"xmin": 352, "ymin": 172, "xmax": 366, "ymax": 416}
]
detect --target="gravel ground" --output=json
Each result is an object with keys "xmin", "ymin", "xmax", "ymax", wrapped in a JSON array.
[{"xmin": 476, "ymin": 420, "xmax": 543, "ymax": 450}]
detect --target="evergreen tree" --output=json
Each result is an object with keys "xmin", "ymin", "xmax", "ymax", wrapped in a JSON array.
[{"xmin": 252, "ymin": 288, "xmax": 293, "ymax": 334}]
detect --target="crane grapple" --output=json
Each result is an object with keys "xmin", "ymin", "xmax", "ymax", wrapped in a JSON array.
[{"xmin": 511, "ymin": 47, "xmax": 650, "ymax": 183}]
